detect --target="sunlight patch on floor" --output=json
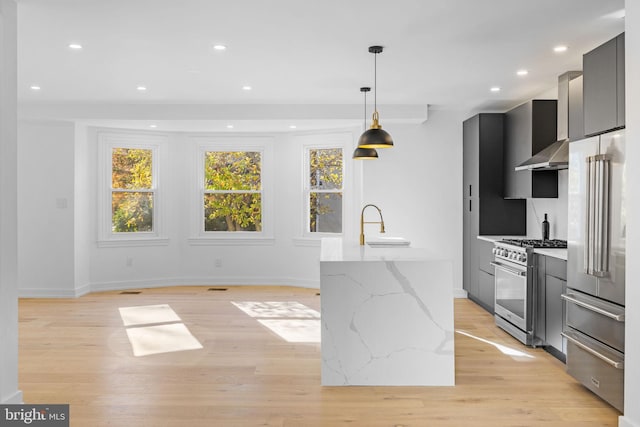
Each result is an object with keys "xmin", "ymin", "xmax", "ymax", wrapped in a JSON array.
[
  {"xmin": 231, "ymin": 301, "xmax": 320, "ymax": 319},
  {"xmin": 456, "ymin": 329, "xmax": 535, "ymax": 360},
  {"xmin": 118, "ymin": 304, "xmax": 182, "ymax": 326},
  {"xmin": 119, "ymin": 304, "xmax": 202, "ymax": 357},
  {"xmin": 125, "ymin": 323, "xmax": 203, "ymax": 357},
  {"xmin": 232, "ymin": 301, "xmax": 320, "ymax": 343},
  {"xmin": 257, "ymin": 319, "xmax": 321, "ymax": 343}
]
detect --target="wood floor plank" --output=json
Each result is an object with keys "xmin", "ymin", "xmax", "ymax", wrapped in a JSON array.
[{"xmin": 18, "ymin": 286, "xmax": 620, "ymax": 426}]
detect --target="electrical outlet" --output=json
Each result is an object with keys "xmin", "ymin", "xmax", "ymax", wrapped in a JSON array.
[{"xmin": 214, "ymin": 258, "xmax": 222, "ymax": 268}]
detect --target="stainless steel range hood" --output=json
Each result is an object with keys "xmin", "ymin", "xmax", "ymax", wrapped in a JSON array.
[
  {"xmin": 514, "ymin": 139, "xmax": 568, "ymax": 170},
  {"xmin": 516, "ymin": 71, "xmax": 583, "ymax": 171}
]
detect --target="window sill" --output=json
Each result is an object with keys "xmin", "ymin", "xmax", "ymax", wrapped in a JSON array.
[
  {"xmin": 97, "ymin": 238, "xmax": 170, "ymax": 248},
  {"xmin": 188, "ymin": 237, "xmax": 276, "ymax": 246}
]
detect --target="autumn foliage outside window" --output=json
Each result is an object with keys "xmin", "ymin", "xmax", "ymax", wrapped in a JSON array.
[
  {"xmin": 308, "ymin": 148, "xmax": 343, "ymax": 233},
  {"xmin": 111, "ymin": 148, "xmax": 154, "ymax": 233},
  {"xmin": 204, "ymin": 151, "xmax": 262, "ymax": 232}
]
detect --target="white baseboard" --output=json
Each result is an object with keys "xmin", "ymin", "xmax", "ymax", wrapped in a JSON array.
[
  {"xmin": 619, "ymin": 416, "xmax": 640, "ymax": 427},
  {"xmin": 1, "ymin": 390, "xmax": 23, "ymax": 404},
  {"xmin": 19, "ymin": 287, "xmax": 88, "ymax": 298},
  {"xmin": 454, "ymin": 288, "xmax": 468, "ymax": 298},
  {"xmin": 90, "ymin": 276, "xmax": 320, "ymax": 293}
]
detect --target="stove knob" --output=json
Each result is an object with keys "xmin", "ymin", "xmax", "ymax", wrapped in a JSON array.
[
  {"xmin": 492, "ymin": 247, "xmax": 497, "ymax": 255},
  {"xmin": 521, "ymin": 254, "xmax": 527, "ymax": 262}
]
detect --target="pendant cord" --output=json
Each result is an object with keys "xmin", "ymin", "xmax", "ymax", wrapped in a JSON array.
[
  {"xmin": 373, "ymin": 53, "xmax": 377, "ymax": 113},
  {"xmin": 363, "ymin": 91, "xmax": 367, "ymax": 128}
]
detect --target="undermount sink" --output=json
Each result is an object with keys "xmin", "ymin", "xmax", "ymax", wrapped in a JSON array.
[{"xmin": 366, "ymin": 237, "xmax": 411, "ymax": 248}]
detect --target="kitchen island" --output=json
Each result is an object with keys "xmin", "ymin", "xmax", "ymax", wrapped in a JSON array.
[{"xmin": 320, "ymin": 238, "xmax": 455, "ymax": 386}]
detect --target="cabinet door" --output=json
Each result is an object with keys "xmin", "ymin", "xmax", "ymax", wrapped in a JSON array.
[
  {"xmin": 463, "ymin": 116, "xmax": 479, "ymax": 198},
  {"xmin": 466, "ymin": 201, "xmax": 480, "ymax": 298},
  {"xmin": 504, "ymin": 101, "xmax": 531, "ymax": 199},
  {"xmin": 546, "ymin": 275, "xmax": 566, "ymax": 352},
  {"xmin": 477, "ymin": 239, "xmax": 494, "ymax": 274},
  {"xmin": 478, "ymin": 269, "xmax": 495, "ymax": 312},
  {"xmin": 463, "ymin": 203, "xmax": 471, "ymax": 293},
  {"xmin": 584, "ymin": 37, "xmax": 618, "ymax": 136}
]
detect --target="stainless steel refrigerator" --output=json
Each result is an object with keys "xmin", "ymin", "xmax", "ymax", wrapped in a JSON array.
[{"xmin": 563, "ymin": 129, "xmax": 625, "ymax": 412}]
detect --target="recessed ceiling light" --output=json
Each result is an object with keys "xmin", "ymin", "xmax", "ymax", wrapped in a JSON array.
[
  {"xmin": 289, "ymin": 125, "xmax": 297, "ymax": 129},
  {"xmin": 226, "ymin": 124, "xmax": 234, "ymax": 129},
  {"xmin": 517, "ymin": 69, "xmax": 528, "ymax": 76},
  {"xmin": 137, "ymin": 86, "xmax": 147, "ymax": 92},
  {"xmin": 149, "ymin": 124, "xmax": 157, "ymax": 128},
  {"xmin": 490, "ymin": 86, "xmax": 501, "ymax": 93},
  {"xmin": 213, "ymin": 44, "xmax": 227, "ymax": 51},
  {"xmin": 554, "ymin": 45, "xmax": 568, "ymax": 53},
  {"xmin": 30, "ymin": 85, "xmax": 41, "ymax": 91},
  {"xmin": 68, "ymin": 43, "xmax": 83, "ymax": 50},
  {"xmin": 242, "ymin": 85, "xmax": 252, "ymax": 91}
]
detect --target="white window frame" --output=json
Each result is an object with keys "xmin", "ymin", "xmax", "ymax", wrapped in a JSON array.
[
  {"xmin": 98, "ymin": 131, "xmax": 168, "ymax": 247},
  {"xmin": 298, "ymin": 132, "xmax": 353, "ymax": 243},
  {"xmin": 188, "ymin": 136, "xmax": 274, "ymax": 246}
]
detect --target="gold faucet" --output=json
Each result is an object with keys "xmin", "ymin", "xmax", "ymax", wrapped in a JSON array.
[{"xmin": 360, "ymin": 204, "xmax": 385, "ymax": 245}]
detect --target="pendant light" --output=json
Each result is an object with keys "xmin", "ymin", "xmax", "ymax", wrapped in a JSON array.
[
  {"xmin": 353, "ymin": 87, "xmax": 379, "ymax": 160},
  {"xmin": 357, "ymin": 46, "xmax": 394, "ymax": 149}
]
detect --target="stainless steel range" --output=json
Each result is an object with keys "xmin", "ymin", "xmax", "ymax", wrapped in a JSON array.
[{"xmin": 492, "ymin": 238, "xmax": 567, "ymax": 346}]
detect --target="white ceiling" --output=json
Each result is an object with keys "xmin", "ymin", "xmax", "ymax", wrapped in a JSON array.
[{"xmin": 16, "ymin": 0, "xmax": 625, "ymax": 130}]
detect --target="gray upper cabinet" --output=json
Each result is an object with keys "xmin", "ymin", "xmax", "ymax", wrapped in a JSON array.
[
  {"xmin": 504, "ymin": 100, "xmax": 559, "ymax": 199},
  {"xmin": 583, "ymin": 32, "xmax": 625, "ymax": 136}
]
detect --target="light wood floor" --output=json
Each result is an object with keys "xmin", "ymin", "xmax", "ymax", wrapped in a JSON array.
[{"xmin": 18, "ymin": 286, "xmax": 620, "ymax": 426}]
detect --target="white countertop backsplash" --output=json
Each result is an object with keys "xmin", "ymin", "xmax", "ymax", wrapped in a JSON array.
[{"xmin": 527, "ymin": 169, "xmax": 569, "ymax": 241}]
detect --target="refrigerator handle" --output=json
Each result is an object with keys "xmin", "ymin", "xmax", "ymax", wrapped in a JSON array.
[{"xmin": 585, "ymin": 154, "xmax": 610, "ymax": 277}]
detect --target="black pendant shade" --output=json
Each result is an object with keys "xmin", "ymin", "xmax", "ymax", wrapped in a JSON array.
[
  {"xmin": 352, "ymin": 146, "xmax": 379, "ymax": 160},
  {"xmin": 357, "ymin": 112, "xmax": 393, "ymax": 149},
  {"xmin": 353, "ymin": 86, "xmax": 380, "ymax": 160},
  {"xmin": 357, "ymin": 46, "xmax": 393, "ymax": 150}
]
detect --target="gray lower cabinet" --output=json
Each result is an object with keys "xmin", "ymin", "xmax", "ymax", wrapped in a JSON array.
[
  {"xmin": 473, "ymin": 239, "xmax": 495, "ymax": 312},
  {"xmin": 536, "ymin": 254, "xmax": 567, "ymax": 361}
]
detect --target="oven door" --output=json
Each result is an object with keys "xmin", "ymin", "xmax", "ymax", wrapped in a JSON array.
[{"xmin": 492, "ymin": 260, "xmax": 528, "ymax": 331}]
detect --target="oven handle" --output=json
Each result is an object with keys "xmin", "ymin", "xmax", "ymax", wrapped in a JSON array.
[
  {"xmin": 561, "ymin": 331, "xmax": 624, "ymax": 369},
  {"xmin": 490, "ymin": 261, "xmax": 526, "ymax": 277},
  {"xmin": 561, "ymin": 293, "xmax": 625, "ymax": 322}
]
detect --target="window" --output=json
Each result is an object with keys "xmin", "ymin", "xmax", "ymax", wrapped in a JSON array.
[
  {"xmin": 111, "ymin": 148, "xmax": 154, "ymax": 233},
  {"xmin": 305, "ymin": 147, "xmax": 344, "ymax": 234},
  {"xmin": 190, "ymin": 137, "xmax": 274, "ymax": 244},
  {"xmin": 203, "ymin": 151, "xmax": 262, "ymax": 232},
  {"xmin": 98, "ymin": 132, "xmax": 167, "ymax": 246}
]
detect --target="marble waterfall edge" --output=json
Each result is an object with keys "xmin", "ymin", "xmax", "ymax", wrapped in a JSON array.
[{"xmin": 320, "ymin": 245, "xmax": 455, "ymax": 386}]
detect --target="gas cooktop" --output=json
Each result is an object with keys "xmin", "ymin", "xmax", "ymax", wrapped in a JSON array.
[{"xmin": 499, "ymin": 238, "xmax": 567, "ymax": 249}]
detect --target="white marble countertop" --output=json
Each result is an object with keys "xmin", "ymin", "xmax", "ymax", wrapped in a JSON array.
[
  {"xmin": 476, "ymin": 235, "xmax": 567, "ymax": 261},
  {"xmin": 320, "ymin": 237, "xmax": 433, "ymax": 262},
  {"xmin": 476, "ymin": 235, "xmax": 525, "ymax": 243},
  {"xmin": 534, "ymin": 248, "xmax": 568, "ymax": 261}
]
